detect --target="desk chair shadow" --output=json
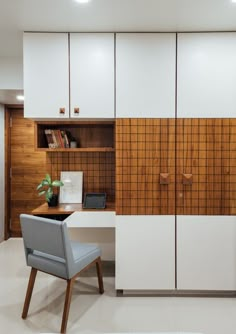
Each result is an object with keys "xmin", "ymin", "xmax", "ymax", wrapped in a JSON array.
[{"xmin": 20, "ymin": 214, "xmax": 104, "ymax": 333}]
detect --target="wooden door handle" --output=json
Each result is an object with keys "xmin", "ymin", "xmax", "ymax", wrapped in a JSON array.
[
  {"xmin": 182, "ymin": 173, "xmax": 193, "ymax": 185},
  {"xmin": 160, "ymin": 173, "xmax": 170, "ymax": 185},
  {"xmin": 74, "ymin": 108, "xmax": 80, "ymax": 114},
  {"xmin": 59, "ymin": 108, "xmax": 65, "ymax": 114}
]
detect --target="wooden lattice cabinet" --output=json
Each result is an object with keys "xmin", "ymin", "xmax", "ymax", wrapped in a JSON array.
[{"xmin": 116, "ymin": 118, "xmax": 236, "ymax": 216}]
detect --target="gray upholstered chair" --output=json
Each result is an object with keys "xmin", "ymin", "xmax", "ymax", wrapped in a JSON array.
[{"xmin": 20, "ymin": 214, "xmax": 104, "ymax": 333}]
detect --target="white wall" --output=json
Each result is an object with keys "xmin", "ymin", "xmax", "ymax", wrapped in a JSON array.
[
  {"xmin": 0, "ymin": 104, "xmax": 4, "ymax": 241},
  {"xmin": 0, "ymin": 57, "xmax": 23, "ymax": 89}
]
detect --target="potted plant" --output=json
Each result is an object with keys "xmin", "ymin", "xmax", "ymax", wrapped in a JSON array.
[{"xmin": 37, "ymin": 173, "xmax": 64, "ymax": 207}]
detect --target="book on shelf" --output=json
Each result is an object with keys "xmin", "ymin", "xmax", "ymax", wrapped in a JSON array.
[
  {"xmin": 61, "ymin": 130, "xmax": 70, "ymax": 148},
  {"xmin": 44, "ymin": 129, "xmax": 57, "ymax": 148},
  {"xmin": 51, "ymin": 130, "xmax": 59, "ymax": 148},
  {"xmin": 55, "ymin": 129, "xmax": 65, "ymax": 148},
  {"xmin": 44, "ymin": 129, "xmax": 71, "ymax": 148}
]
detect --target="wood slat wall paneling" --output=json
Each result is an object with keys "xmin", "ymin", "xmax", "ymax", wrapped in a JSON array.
[
  {"xmin": 116, "ymin": 118, "xmax": 176, "ymax": 215},
  {"xmin": 9, "ymin": 109, "xmax": 46, "ymax": 236},
  {"xmin": 4, "ymin": 107, "xmax": 11, "ymax": 239}
]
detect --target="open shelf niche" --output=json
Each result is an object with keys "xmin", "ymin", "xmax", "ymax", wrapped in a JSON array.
[{"xmin": 35, "ymin": 121, "xmax": 115, "ymax": 152}]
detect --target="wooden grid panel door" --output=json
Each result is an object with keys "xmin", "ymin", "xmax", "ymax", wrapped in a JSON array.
[
  {"xmin": 176, "ymin": 118, "xmax": 236, "ymax": 215},
  {"xmin": 116, "ymin": 119, "xmax": 175, "ymax": 215}
]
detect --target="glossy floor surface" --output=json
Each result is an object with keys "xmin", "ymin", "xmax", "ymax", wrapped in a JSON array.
[{"xmin": 1, "ymin": 239, "xmax": 236, "ymax": 334}]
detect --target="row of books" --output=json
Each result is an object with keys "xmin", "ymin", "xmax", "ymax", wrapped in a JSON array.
[{"xmin": 44, "ymin": 129, "xmax": 70, "ymax": 148}]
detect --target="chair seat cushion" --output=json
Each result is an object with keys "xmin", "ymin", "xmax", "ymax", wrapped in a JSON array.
[
  {"xmin": 28, "ymin": 243, "xmax": 101, "ymax": 279},
  {"xmin": 70, "ymin": 242, "xmax": 101, "ymax": 276}
]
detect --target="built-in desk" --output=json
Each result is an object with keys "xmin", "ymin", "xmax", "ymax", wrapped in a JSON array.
[
  {"xmin": 31, "ymin": 202, "xmax": 116, "ymax": 262},
  {"xmin": 65, "ymin": 211, "xmax": 115, "ymax": 228},
  {"xmin": 31, "ymin": 202, "xmax": 115, "ymax": 215},
  {"xmin": 32, "ymin": 203, "xmax": 116, "ymax": 225}
]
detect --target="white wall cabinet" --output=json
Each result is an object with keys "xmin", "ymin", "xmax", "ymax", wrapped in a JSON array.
[
  {"xmin": 116, "ymin": 215, "xmax": 175, "ymax": 290},
  {"xmin": 24, "ymin": 33, "xmax": 69, "ymax": 119},
  {"xmin": 116, "ymin": 215, "xmax": 236, "ymax": 292},
  {"xmin": 24, "ymin": 33, "xmax": 114, "ymax": 119},
  {"xmin": 177, "ymin": 32, "xmax": 236, "ymax": 118},
  {"xmin": 177, "ymin": 216, "xmax": 236, "ymax": 291},
  {"xmin": 116, "ymin": 33, "xmax": 176, "ymax": 118},
  {"xmin": 24, "ymin": 31, "xmax": 236, "ymax": 291}
]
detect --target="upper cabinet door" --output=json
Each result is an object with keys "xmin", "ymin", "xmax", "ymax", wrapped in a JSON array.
[
  {"xmin": 24, "ymin": 33, "xmax": 69, "ymax": 119},
  {"xmin": 116, "ymin": 33, "xmax": 176, "ymax": 118},
  {"xmin": 70, "ymin": 33, "xmax": 114, "ymax": 119},
  {"xmin": 178, "ymin": 33, "xmax": 236, "ymax": 118}
]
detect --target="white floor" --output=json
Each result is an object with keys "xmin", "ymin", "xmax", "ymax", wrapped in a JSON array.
[{"xmin": 1, "ymin": 239, "xmax": 236, "ymax": 334}]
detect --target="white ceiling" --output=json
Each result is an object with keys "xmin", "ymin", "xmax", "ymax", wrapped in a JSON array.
[
  {"xmin": 1, "ymin": 0, "xmax": 236, "ymax": 104},
  {"xmin": 1, "ymin": 0, "xmax": 236, "ymax": 58},
  {"xmin": 0, "ymin": 90, "xmax": 24, "ymax": 106}
]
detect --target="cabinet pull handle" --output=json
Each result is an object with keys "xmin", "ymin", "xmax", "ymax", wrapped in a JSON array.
[
  {"xmin": 74, "ymin": 108, "xmax": 80, "ymax": 114},
  {"xmin": 182, "ymin": 173, "xmax": 193, "ymax": 185},
  {"xmin": 160, "ymin": 173, "xmax": 170, "ymax": 185},
  {"xmin": 59, "ymin": 108, "xmax": 65, "ymax": 114}
]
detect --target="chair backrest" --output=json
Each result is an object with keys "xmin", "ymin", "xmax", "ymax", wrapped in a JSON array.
[{"xmin": 20, "ymin": 214, "xmax": 74, "ymax": 277}]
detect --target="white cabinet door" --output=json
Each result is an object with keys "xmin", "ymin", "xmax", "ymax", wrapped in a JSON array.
[
  {"xmin": 70, "ymin": 33, "xmax": 114, "ymax": 119},
  {"xmin": 24, "ymin": 33, "xmax": 69, "ymax": 119},
  {"xmin": 116, "ymin": 215, "xmax": 175, "ymax": 290},
  {"xmin": 178, "ymin": 32, "xmax": 236, "ymax": 118},
  {"xmin": 116, "ymin": 33, "xmax": 176, "ymax": 118},
  {"xmin": 177, "ymin": 216, "xmax": 236, "ymax": 290}
]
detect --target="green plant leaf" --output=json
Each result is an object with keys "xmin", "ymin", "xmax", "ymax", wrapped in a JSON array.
[
  {"xmin": 45, "ymin": 174, "xmax": 51, "ymax": 184},
  {"xmin": 36, "ymin": 184, "xmax": 43, "ymax": 190},
  {"xmin": 45, "ymin": 194, "xmax": 50, "ymax": 202},
  {"xmin": 47, "ymin": 188, "xmax": 53, "ymax": 195},
  {"xmin": 39, "ymin": 190, "xmax": 46, "ymax": 196},
  {"xmin": 45, "ymin": 188, "xmax": 53, "ymax": 202},
  {"xmin": 38, "ymin": 190, "xmax": 46, "ymax": 196},
  {"xmin": 36, "ymin": 179, "xmax": 49, "ymax": 190},
  {"xmin": 52, "ymin": 180, "xmax": 64, "ymax": 187},
  {"xmin": 37, "ymin": 174, "xmax": 63, "ymax": 202}
]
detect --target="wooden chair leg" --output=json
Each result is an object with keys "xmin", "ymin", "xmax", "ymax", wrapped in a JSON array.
[
  {"xmin": 96, "ymin": 257, "xmax": 104, "ymax": 294},
  {"xmin": 61, "ymin": 278, "xmax": 74, "ymax": 334},
  {"xmin": 22, "ymin": 268, "xmax": 37, "ymax": 319}
]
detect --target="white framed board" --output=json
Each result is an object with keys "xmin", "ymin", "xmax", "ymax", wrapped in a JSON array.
[{"xmin": 59, "ymin": 171, "xmax": 83, "ymax": 203}]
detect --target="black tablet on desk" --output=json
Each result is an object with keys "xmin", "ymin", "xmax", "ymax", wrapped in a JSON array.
[{"xmin": 83, "ymin": 193, "xmax": 106, "ymax": 209}]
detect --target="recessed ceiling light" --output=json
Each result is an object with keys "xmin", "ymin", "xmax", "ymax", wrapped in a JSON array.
[
  {"xmin": 16, "ymin": 95, "xmax": 24, "ymax": 101},
  {"xmin": 74, "ymin": 0, "xmax": 90, "ymax": 3}
]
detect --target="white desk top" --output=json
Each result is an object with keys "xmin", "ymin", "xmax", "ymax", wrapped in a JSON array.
[{"xmin": 64, "ymin": 210, "xmax": 116, "ymax": 228}]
